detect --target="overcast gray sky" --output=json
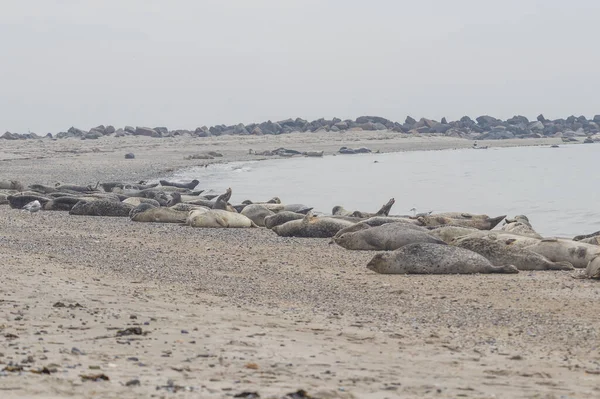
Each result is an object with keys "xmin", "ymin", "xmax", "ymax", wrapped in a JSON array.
[{"xmin": 1, "ymin": 0, "xmax": 598, "ymax": 133}]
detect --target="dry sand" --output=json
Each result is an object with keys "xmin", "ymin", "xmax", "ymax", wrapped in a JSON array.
[{"xmin": 1, "ymin": 132, "xmax": 599, "ymax": 399}]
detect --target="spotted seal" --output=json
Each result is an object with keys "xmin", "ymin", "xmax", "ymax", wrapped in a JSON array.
[
  {"xmin": 524, "ymin": 238, "xmax": 600, "ymax": 269},
  {"xmin": 366, "ymin": 243, "xmax": 519, "ymax": 275},
  {"xmin": 333, "ymin": 223, "xmax": 444, "ymax": 251},
  {"xmin": 240, "ymin": 204, "xmax": 275, "ymax": 227},
  {"xmin": 417, "ymin": 214, "xmax": 506, "ymax": 230},
  {"xmin": 159, "ymin": 179, "xmax": 200, "ymax": 190},
  {"xmin": 453, "ymin": 236, "xmax": 574, "ymax": 271},
  {"xmin": 264, "ymin": 211, "xmax": 307, "ymax": 229},
  {"xmin": 130, "ymin": 207, "xmax": 188, "ymax": 223},
  {"xmin": 187, "ymin": 209, "xmax": 257, "ymax": 228},
  {"xmin": 69, "ymin": 200, "xmax": 134, "ymax": 217},
  {"xmin": 271, "ymin": 213, "xmax": 354, "ymax": 238}
]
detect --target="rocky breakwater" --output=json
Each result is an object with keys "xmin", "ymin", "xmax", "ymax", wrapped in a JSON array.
[{"xmin": 3, "ymin": 114, "xmax": 600, "ymax": 141}]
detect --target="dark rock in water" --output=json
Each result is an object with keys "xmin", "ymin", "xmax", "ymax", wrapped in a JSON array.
[
  {"xmin": 528, "ymin": 121, "xmax": 544, "ymax": 131},
  {"xmin": 441, "ymin": 117, "xmax": 448, "ymax": 125},
  {"xmin": 125, "ymin": 153, "xmax": 135, "ymax": 159},
  {"xmin": 105, "ymin": 125, "xmax": 116, "ymax": 134},
  {"xmin": 405, "ymin": 116, "xmax": 417, "ymax": 126}
]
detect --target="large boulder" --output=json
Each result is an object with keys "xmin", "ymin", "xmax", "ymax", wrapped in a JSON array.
[
  {"xmin": 134, "ymin": 127, "xmax": 161, "ymax": 137},
  {"xmin": 528, "ymin": 121, "xmax": 544, "ymax": 131}
]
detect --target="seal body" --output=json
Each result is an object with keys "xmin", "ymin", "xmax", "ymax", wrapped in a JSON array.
[
  {"xmin": 69, "ymin": 200, "xmax": 134, "ymax": 217},
  {"xmin": 454, "ymin": 237, "xmax": 574, "ymax": 271},
  {"xmin": 524, "ymin": 239, "xmax": 600, "ymax": 269},
  {"xmin": 333, "ymin": 223, "xmax": 440, "ymax": 251},
  {"xmin": 417, "ymin": 215, "xmax": 506, "ymax": 230},
  {"xmin": 271, "ymin": 215, "xmax": 354, "ymax": 238},
  {"xmin": 429, "ymin": 226, "xmax": 480, "ymax": 244},
  {"xmin": 264, "ymin": 211, "xmax": 306, "ymax": 229},
  {"xmin": 454, "ymin": 232, "xmax": 541, "ymax": 249},
  {"xmin": 160, "ymin": 179, "xmax": 199, "ymax": 190},
  {"xmin": 122, "ymin": 197, "xmax": 161, "ymax": 207},
  {"xmin": 187, "ymin": 209, "xmax": 257, "ymax": 228},
  {"xmin": 0, "ymin": 180, "xmax": 24, "ymax": 191},
  {"xmin": 131, "ymin": 207, "xmax": 188, "ymax": 223},
  {"xmin": 366, "ymin": 243, "xmax": 519, "ymax": 275},
  {"xmin": 240, "ymin": 204, "xmax": 275, "ymax": 227}
]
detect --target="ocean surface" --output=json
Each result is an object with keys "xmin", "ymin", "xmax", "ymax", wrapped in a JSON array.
[{"xmin": 166, "ymin": 144, "xmax": 600, "ymax": 237}]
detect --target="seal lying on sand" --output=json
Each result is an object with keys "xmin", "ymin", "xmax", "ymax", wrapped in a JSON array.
[
  {"xmin": 453, "ymin": 236, "xmax": 574, "ymax": 271},
  {"xmin": 44, "ymin": 196, "xmax": 84, "ymax": 211},
  {"xmin": 69, "ymin": 200, "xmax": 134, "ymax": 217},
  {"xmin": 264, "ymin": 211, "xmax": 307, "ymax": 229},
  {"xmin": 366, "ymin": 243, "xmax": 519, "ymax": 275},
  {"xmin": 187, "ymin": 209, "xmax": 257, "ymax": 228},
  {"xmin": 240, "ymin": 204, "xmax": 275, "ymax": 227},
  {"xmin": 213, "ymin": 188, "xmax": 233, "ymax": 210},
  {"xmin": 573, "ymin": 255, "xmax": 600, "ymax": 279},
  {"xmin": 332, "ymin": 198, "xmax": 396, "ymax": 219},
  {"xmin": 524, "ymin": 238, "xmax": 600, "ymax": 269},
  {"xmin": 271, "ymin": 213, "xmax": 354, "ymax": 238},
  {"xmin": 573, "ymin": 230, "xmax": 600, "ymax": 242},
  {"xmin": 0, "ymin": 180, "xmax": 24, "ymax": 191},
  {"xmin": 7, "ymin": 194, "xmax": 50, "ymax": 209},
  {"xmin": 333, "ymin": 223, "xmax": 444, "ymax": 251},
  {"xmin": 160, "ymin": 179, "xmax": 200, "ymax": 190},
  {"xmin": 501, "ymin": 215, "xmax": 542, "ymax": 238},
  {"xmin": 429, "ymin": 212, "xmax": 490, "ymax": 220},
  {"xmin": 453, "ymin": 232, "xmax": 541, "ymax": 249},
  {"xmin": 417, "ymin": 214, "xmax": 506, "ymax": 230},
  {"xmin": 56, "ymin": 183, "xmax": 100, "ymax": 193},
  {"xmin": 101, "ymin": 182, "xmax": 159, "ymax": 192},
  {"xmin": 429, "ymin": 226, "xmax": 480, "ymax": 243},
  {"xmin": 122, "ymin": 197, "xmax": 162, "ymax": 207},
  {"xmin": 577, "ymin": 236, "xmax": 600, "ymax": 245},
  {"xmin": 130, "ymin": 207, "xmax": 188, "ymax": 223},
  {"xmin": 333, "ymin": 218, "xmax": 428, "ymax": 239}
]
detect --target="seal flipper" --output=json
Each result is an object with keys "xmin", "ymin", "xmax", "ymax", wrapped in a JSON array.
[
  {"xmin": 487, "ymin": 215, "xmax": 506, "ymax": 230},
  {"xmin": 491, "ymin": 264, "xmax": 519, "ymax": 274},
  {"xmin": 548, "ymin": 261, "xmax": 575, "ymax": 271}
]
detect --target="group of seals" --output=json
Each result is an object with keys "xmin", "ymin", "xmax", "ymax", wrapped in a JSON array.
[{"xmin": 3, "ymin": 176, "xmax": 600, "ymax": 279}]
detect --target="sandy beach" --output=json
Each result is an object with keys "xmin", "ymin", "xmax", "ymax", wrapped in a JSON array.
[{"xmin": 1, "ymin": 132, "xmax": 599, "ymax": 399}]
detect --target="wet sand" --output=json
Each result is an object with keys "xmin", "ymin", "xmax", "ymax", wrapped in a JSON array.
[{"xmin": 1, "ymin": 132, "xmax": 599, "ymax": 398}]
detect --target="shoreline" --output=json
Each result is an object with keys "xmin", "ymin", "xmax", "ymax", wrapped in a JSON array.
[{"xmin": 0, "ymin": 131, "xmax": 564, "ymax": 186}]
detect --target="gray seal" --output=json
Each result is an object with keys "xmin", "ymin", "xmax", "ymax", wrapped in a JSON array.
[
  {"xmin": 366, "ymin": 243, "xmax": 519, "ymax": 275},
  {"xmin": 271, "ymin": 213, "xmax": 354, "ymax": 238},
  {"xmin": 240, "ymin": 204, "xmax": 275, "ymax": 227},
  {"xmin": 160, "ymin": 179, "xmax": 200, "ymax": 190},
  {"xmin": 453, "ymin": 236, "xmax": 574, "ymax": 271},
  {"xmin": 333, "ymin": 223, "xmax": 444, "ymax": 251},
  {"xmin": 7, "ymin": 194, "xmax": 51, "ymax": 209},
  {"xmin": 0, "ymin": 180, "xmax": 25, "ymax": 191},
  {"xmin": 264, "ymin": 211, "xmax": 307, "ymax": 229},
  {"xmin": 69, "ymin": 200, "xmax": 134, "ymax": 217},
  {"xmin": 130, "ymin": 207, "xmax": 188, "ymax": 223},
  {"xmin": 332, "ymin": 198, "xmax": 395, "ymax": 219},
  {"xmin": 524, "ymin": 238, "xmax": 600, "ymax": 269},
  {"xmin": 417, "ymin": 214, "xmax": 506, "ymax": 230}
]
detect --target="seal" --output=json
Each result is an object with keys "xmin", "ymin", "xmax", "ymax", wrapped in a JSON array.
[
  {"xmin": 573, "ymin": 230, "xmax": 600, "ymax": 241},
  {"xmin": 333, "ymin": 217, "xmax": 427, "ymax": 239},
  {"xmin": 453, "ymin": 236, "xmax": 574, "ymax": 271},
  {"xmin": 101, "ymin": 182, "xmax": 159, "ymax": 192},
  {"xmin": 453, "ymin": 231, "xmax": 541, "ymax": 249},
  {"xmin": 417, "ymin": 214, "xmax": 506, "ymax": 230},
  {"xmin": 128, "ymin": 203, "xmax": 157, "ymax": 218},
  {"xmin": 160, "ymin": 179, "xmax": 200, "ymax": 190},
  {"xmin": 170, "ymin": 203, "xmax": 209, "ymax": 212},
  {"xmin": 69, "ymin": 200, "xmax": 134, "ymax": 217},
  {"xmin": 28, "ymin": 184, "xmax": 58, "ymax": 194},
  {"xmin": 240, "ymin": 204, "xmax": 275, "ymax": 227},
  {"xmin": 0, "ymin": 180, "xmax": 24, "ymax": 191},
  {"xmin": 575, "ymin": 255, "xmax": 600, "ymax": 279},
  {"xmin": 428, "ymin": 212, "xmax": 490, "ymax": 220},
  {"xmin": 122, "ymin": 197, "xmax": 162, "ymax": 207},
  {"xmin": 501, "ymin": 215, "xmax": 541, "ymax": 238},
  {"xmin": 271, "ymin": 213, "xmax": 354, "ymax": 238},
  {"xmin": 366, "ymin": 243, "xmax": 519, "ymax": 275},
  {"xmin": 282, "ymin": 204, "xmax": 313, "ymax": 214},
  {"xmin": 55, "ymin": 183, "xmax": 100, "ymax": 193},
  {"xmin": 187, "ymin": 209, "xmax": 257, "ymax": 228},
  {"xmin": 429, "ymin": 226, "xmax": 480, "ymax": 244},
  {"xmin": 524, "ymin": 238, "xmax": 600, "ymax": 269},
  {"xmin": 333, "ymin": 223, "xmax": 444, "ymax": 251},
  {"xmin": 332, "ymin": 198, "xmax": 395, "ymax": 219},
  {"xmin": 0, "ymin": 193, "xmax": 8, "ymax": 205},
  {"xmin": 264, "ymin": 211, "xmax": 307, "ymax": 229},
  {"xmin": 213, "ymin": 188, "xmax": 232, "ymax": 210},
  {"xmin": 44, "ymin": 196, "xmax": 84, "ymax": 211},
  {"xmin": 7, "ymin": 194, "xmax": 51, "ymax": 209},
  {"xmin": 577, "ymin": 236, "xmax": 600, "ymax": 245},
  {"xmin": 130, "ymin": 207, "xmax": 188, "ymax": 223}
]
